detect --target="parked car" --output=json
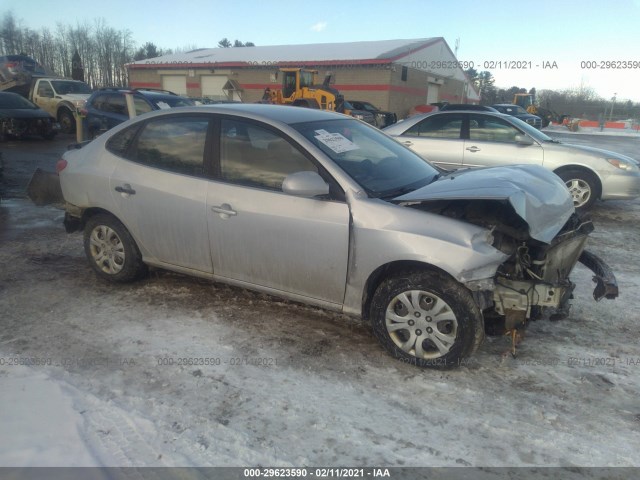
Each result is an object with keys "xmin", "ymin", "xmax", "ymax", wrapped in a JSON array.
[
  {"xmin": 347, "ymin": 100, "xmax": 397, "ymax": 128},
  {"xmin": 83, "ymin": 88, "xmax": 194, "ymax": 137},
  {"xmin": 57, "ymin": 104, "xmax": 617, "ymax": 368},
  {"xmin": 340, "ymin": 100, "xmax": 376, "ymax": 126},
  {"xmin": 383, "ymin": 110, "xmax": 640, "ymax": 210},
  {"xmin": 491, "ymin": 104, "xmax": 543, "ymax": 129},
  {"xmin": 0, "ymin": 92, "xmax": 58, "ymax": 140},
  {"xmin": 439, "ymin": 104, "xmax": 499, "ymax": 112},
  {"xmin": 0, "ymin": 54, "xmax": 47, "ymax": 85}
]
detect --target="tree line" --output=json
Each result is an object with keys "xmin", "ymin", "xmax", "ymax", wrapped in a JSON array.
[
  {"xmin": 465, "ymin": 68, "xmax": 640, "ymax": 121},
  {"xmin": 0, "ymin": 11, "xmax": 254, "ymax": 89}
]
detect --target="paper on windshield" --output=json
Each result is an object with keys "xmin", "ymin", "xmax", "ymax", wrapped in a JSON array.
[{"xmin": 314, "ymin": 130, "xmax": 360, "ymax": 154}]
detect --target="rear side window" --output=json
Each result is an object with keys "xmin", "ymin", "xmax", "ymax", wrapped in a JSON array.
[
  {"xmin": 106, "ymin": 124, "xmax": 142, "ymax": 156},
  {"xmin": 130, "ymin": 116, "xmax": 209, "ymax": 177},
  {"xmin": 404, "ymin": 114, "xmax": 463, "ymax": 139}
]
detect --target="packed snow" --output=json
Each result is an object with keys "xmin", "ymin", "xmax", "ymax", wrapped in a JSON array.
[{"xmin": 0, "ymin": 132, "xmax": 639, "ymax": 471}]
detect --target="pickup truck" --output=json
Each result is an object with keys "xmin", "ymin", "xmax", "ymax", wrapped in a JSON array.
[{"xmin": 1, "ymin": 75, "xmax": 92, "ymax": 133}]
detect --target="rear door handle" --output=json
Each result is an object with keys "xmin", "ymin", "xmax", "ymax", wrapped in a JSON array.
[
  {"xmin": 211, "ymin": 204, "xmax": 237, "ymax": 217},
  {"xmin": 115, "ymin": 184, "xmax": 136, "ymax": 195},
  {"xmin": 466, "ymin": 146, "xmax": 481, "ymax": 153}
]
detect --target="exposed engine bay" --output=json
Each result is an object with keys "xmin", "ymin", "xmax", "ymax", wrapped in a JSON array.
[{"xmin": 404, "ymin": 198, "xmax": 618, "ymax": 351}]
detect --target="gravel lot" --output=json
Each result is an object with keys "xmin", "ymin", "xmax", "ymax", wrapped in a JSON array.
[{"xmin": 1, "ymin": 131, "xmax": 639, "ymax": 472}]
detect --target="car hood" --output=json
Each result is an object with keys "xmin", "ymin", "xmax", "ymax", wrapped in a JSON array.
[
  {"xmin": 0, "ymin": 108, "xmax": 52, "ymax": 119},
  {"xmin": 394, "ymin": 164, "xmax": 574, "ymax": 243},
  {"xmin": 549, "ymin": 142, "xmax": 639, "ymax": 164}
]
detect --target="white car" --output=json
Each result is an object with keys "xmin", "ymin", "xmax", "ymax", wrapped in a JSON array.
[{"xmin": 383, "ymin": 110, "xmax": 640, "ymax": 210}]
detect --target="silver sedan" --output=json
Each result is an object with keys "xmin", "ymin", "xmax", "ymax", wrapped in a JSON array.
[
  {"xmin": 58, "ymin": 104, "xmax": 617, "ymax": 368},
  {"xmin": 383, "ymin": 110, "xmax": 640, "ymax": 210}
]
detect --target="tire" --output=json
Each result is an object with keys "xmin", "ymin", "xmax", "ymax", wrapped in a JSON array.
[
  {"xmin": 58, "ymin": 109, "xmax": 76, "ymax": 134},
  {"xmin": 83, "ymin": 214, "xmax": 147, "ymax": 282},
  {"xmin": 370, "ymin": 269, "xmax": 484, "ymax": 369},
  {"xmin": 556, "ymin": 168, "xmax": 600, "ymax": 211}
]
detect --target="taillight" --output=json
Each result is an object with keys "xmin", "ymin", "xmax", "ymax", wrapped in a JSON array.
[
  {"xmin": 6, "ymin": 61, "xmax": 19, "ymax": 68},
  {"xmin": 56, "ymin": 159, "xmax": 68, "ymax": 173}
]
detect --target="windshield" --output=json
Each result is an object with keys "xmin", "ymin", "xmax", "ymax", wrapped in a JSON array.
[
  {"xmin": 51, "ymin": 81, "xmax": 92, "ymax": 94},
  {"xmin": 359, "ymin": 102, "xmax": 377, "ymax": 112},
  {"xmin": 0, "ymin": 93, "xmax": 38, "ymax": 109},
  {"xmin": 292, "ymin": 118, "xmax": 439, "ymax": 197},
  {"xmin": 149, "ymin": 95, "xmax": 195, "ymax": 109},
  {"xmin": 507, "ymin": 115, "xmax": 554, "ymax": 142}
]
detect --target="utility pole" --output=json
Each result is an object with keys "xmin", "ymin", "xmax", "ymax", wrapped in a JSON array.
[{"xmin": 609, "ymin": 93, "xmax": 617, "ymax": 121}]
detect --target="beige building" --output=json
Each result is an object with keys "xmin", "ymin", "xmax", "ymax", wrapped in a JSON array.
[{"xmin": 127, "ymin": 38, "xmax": 479, "ymax": 119}]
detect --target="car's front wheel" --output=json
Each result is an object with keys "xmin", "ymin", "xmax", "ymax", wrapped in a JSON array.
[
  {"xmin": 557, "ymin": 168, "xmax": 600, "ymax": 211},
  {"xmin": 58, "ymin": 109, "xmax": 76, "ymax": 134},
  {"xmin": 370, "ymin": 270, "xmax": 483, "ymax": 369},
  {"xmin": 83, "ymin": 214, "xmax": 147, "ymax": 282}
]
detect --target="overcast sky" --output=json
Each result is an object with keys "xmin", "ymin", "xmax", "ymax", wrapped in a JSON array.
[{"xmin": 3, "ymin": 0, "xmax": 640, "ymax": 102}]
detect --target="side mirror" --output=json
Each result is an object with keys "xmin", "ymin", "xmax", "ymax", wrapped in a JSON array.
[
  {"xmin": 282, "ymin": 171, "xmax": 330, "ymax": 198},
  {"xmin": 515, "ymin": 134, "xmax": 534, "ymax": 146}
]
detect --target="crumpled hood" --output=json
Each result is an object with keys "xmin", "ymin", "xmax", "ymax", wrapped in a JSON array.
[{"xmin": 394, "ymin": 164, "xmax": 574, "ymax": 243}]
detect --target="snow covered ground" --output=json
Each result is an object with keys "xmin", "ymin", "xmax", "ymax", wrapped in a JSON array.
[{"xmin": 0, "ymin": 133, "xmax": 639, "ymax": 471}]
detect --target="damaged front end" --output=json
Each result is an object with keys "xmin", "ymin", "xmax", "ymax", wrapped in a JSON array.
[{"xmin": 394, "ymin": 165, "xmax": 618, "ymax": 354}]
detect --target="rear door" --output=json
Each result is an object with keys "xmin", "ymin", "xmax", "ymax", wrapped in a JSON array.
[
  {"xmin": 206, "ymin": 117, "xmax": 350, "ymax": 304},
  {"xmin": 394, "ymin": 113, "xmax": 465, "ymax": 169},
  {"xmin": 109, "ymin": 114, "xmax": 214, "ymax": 273},
  {"xmin": 463, "ymin": 114, "xmax": 544, "ymax": 168}
]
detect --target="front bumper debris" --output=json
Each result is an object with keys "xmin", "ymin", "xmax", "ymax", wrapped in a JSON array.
[
  {"xmin": 27, "ymin": 168, "xmax": 63, "ymax": 206},
  {"xmin": 578, "ymin": 250, "xmax": 619, "ymax": 300}
]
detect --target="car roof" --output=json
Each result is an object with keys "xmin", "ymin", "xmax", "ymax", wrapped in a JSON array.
[
  {"xmin": 383, "ymin": 109, "xmax": 521, "ymax": 133},
  {"xmin": 440, "ymin": 104, "xmax": 499, "ymax": 112},
  {"xmin": 130, "ymin": 103, "xmax": 355, "ymax": 125}
]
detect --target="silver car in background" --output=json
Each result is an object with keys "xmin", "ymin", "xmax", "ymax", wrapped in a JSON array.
[
  {"xmin": 383, "ymin": 110, "xmax": 640, "ymax": 210},
  {"xmin": 58, "ymin": 104, "xmax": 617, "ymax": 368}
]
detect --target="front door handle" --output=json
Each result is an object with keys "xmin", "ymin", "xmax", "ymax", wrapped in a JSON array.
[
  {"xmin": 211, "ymin": 204, "xmax": 237, "ymax": 217},
  {"xmin": 466, "ymin": 146, "xmax": 481, "ymax": 153},
  {"xmin": 402, "ymin": 140, "xmax": 413, "ymax": 147},
  {"xmin": 115, "ymin": 184, "xmax": 136, "ymax": 195}
]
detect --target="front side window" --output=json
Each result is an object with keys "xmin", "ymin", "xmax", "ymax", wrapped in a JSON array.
[
  {"xmin": 469, "ymin": 114, "xmax": 520, "ymax": 143},
  {"xmin": 404, "ymin": 114, "xmax": 463, "ymax": 139},
  {"xmin": 128, "ymin": 116, "xmax": 208, "ymax": 177},
  {"xmin": 220, "ymin": 119, "xmax": 317, "ymax": 190}
]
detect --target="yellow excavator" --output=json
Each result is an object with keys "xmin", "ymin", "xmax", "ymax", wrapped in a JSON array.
[
  {"xmin": 267, "ymin": 68, "xmax": 340, "ymax": 110},
  {"xmin": 263, "ymin": 68, "xmax": 376, "ymax": 125},
  {"xmin": 513, "ymin": 93, "xmax": 570, "ymax": 128}
]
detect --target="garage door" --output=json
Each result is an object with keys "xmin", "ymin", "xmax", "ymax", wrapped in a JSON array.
[
  {"xmin": 201, "ymin": 76, "xmax": 228, "ymax": 100},
  {"xmin": 162, "ymin": 76, "xmax": 187, "ymax": 95},
  {"xmin": 427, "ymin": 83, "xmax": 440, "ymax": 104}
]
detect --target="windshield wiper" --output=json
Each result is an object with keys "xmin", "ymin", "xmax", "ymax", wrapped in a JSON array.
[{"xmin": 378, "ymin": 174, "xmax": 439, "ymax": 200}]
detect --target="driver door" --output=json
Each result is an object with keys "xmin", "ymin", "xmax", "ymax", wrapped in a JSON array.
[{"xmin": 206, "ymin": 118, "xmax": 350, "ymax": 304}]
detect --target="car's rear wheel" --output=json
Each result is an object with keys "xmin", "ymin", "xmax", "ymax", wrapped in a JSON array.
[
  {"xmin": 370, "ymin": 270, "xmax": 483, "ymax": 369},
  {"xmin": 557, "ymin": 168, "xmax": 600, "ymax": 211},
  {"xmin": 83, "ymin": 214, "xmax": 147, "ymax": 282}
]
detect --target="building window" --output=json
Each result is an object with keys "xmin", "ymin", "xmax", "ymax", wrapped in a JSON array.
[{"xmin": 401, "ymin": 66, "xmax": 408, "ymax": 82}]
